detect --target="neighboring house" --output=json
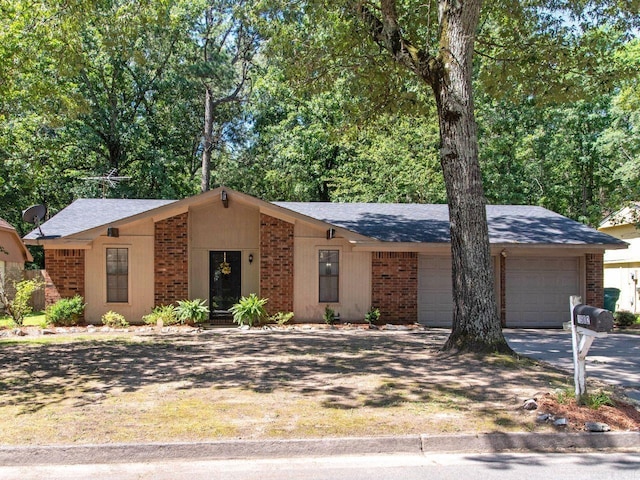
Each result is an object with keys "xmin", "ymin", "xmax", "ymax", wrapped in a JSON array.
[
  {"xmin": 0, "ymin": 217, "xmax": 34, "ymax": 309},
  {"xmin": 599, "ymin": 202, "xmax": 640, "ymax": 314},
  {"xmin": 23, "ymin": 187, "xmax": 626, "ymax": 328}
]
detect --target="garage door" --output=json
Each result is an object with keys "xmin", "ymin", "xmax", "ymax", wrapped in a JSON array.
[
  {"xmin": 418, "ymin": 256, "xmax": 453, "ymax": 327},
  {"xmin": 506, "ymin": 257, "xmax": 580, "ymax": 328}
]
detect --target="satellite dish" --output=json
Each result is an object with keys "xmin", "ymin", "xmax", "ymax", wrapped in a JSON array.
[{"xmin": 22, "ymin": 204, "xmax": 47, "ymax": 237}]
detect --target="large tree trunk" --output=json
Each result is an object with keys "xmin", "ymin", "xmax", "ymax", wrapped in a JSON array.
[
  {"xmin": 434, "ymin": 1, "xmax": 509, "ymax": 353},
  {"xmin": 356, "ymin": 0, "xmax": 512, "ymax": 353}
]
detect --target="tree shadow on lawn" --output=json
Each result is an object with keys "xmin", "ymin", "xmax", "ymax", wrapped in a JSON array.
[{"xmin": 0, "ymin": 331, "xmax": 561, "ymax": 415}]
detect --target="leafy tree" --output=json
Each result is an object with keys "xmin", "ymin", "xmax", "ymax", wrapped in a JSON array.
[
  {"xmin": 257, "ymin": 0, "xmax": 639, "ymax": 353},
  {"xmin": 197, "ymin": 0, "xmax": 260, "ymax": 192}
]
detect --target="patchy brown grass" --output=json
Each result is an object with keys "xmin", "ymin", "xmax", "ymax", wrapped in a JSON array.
[{"xmin": 0, "ymin": 328, "xmax": 637, "ymax": 445}]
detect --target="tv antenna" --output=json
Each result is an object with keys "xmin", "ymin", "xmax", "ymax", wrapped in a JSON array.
[
  {"xmin": 82, "ymin": 169, "xmax": 131, "ymax": 198},
  {"xmin": 22, "ymin": 204, "xmax": 47, "ymax": 237}
]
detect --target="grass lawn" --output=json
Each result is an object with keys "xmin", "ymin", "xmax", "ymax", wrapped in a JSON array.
[
  {"xmin": 0, "ymin": 312, "xmax": 46, "ymax": 329},
  {"xmin": 0, "ymin": 328, "xmax": 580, "ymax": 445}
]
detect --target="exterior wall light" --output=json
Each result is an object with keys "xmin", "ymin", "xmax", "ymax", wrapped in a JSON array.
[{"xmin": 221, "ymin": 190, "xmax": 229, "ymax": 208}]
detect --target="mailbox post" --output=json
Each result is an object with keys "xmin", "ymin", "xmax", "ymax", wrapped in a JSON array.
[{"xmin": 569, "ymin": 296, "xmax": 614, "ymax": 404}]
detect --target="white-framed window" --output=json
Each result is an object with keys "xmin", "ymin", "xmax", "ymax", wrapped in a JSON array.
[
  {"xmin": 319, "ymin": 249, "xmax": 339, "ymax": 303},
  {"xmin": 106, "ymin": 247, "xmax": 128, "ymax": 303}
]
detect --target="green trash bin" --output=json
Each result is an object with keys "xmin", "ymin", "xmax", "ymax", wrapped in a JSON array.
[{"xmin": 604, "ymin": 287, "xmax": 621, "ymax": 312}]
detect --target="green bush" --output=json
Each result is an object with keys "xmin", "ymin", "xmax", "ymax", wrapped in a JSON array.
[
  {"xmin": 142, "ymin": 305, "xmax": 178, "ymax": 326},
  {"xmin": 270, "ymin": 311, "xmax": 294, "ymax": 325},
  {"xmin": 101, "ymin": 311, "xmax": 129, "ymax": 328},
  {"xmin": 614, "ymin": 310, "xmax": 638, "ymax": 327},
  {"xmin": 46, "ymin": 296, "xmax": 85, "ymax": 326},
  {"xmin": 229, "ymin": 294, "xmax": 268, "ymax": 327},
  {"xmin": 364, "ymin": 306, "xmax": 381, "ymax": 325},
  {"xmin": 323, "ymin": 305, "xmax": 337, "ymax": 325},
  {"xmin": 175, "ymin": 299, "xmax": 210, "ymax": 325},
  {"xmin": 0, "ymin": 278, "xmax": 43, "ymax": 327}
]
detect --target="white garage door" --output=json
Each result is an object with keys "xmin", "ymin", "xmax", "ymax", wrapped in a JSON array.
[
  {"xmin": 418, "ymin": 256, "xmax": 453, "ymax": 327},
  {"xmin": 506, "ymin": 257, "xmax": 580, "ymax": 328}
]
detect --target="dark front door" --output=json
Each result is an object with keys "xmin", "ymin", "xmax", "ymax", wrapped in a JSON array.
[{"xmin": 210, "ymin": 251, "xmax": 242, "ymax": 317}]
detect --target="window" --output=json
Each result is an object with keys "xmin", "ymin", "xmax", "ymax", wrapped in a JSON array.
[
  {"xmin": 319, "ymin": 250, "xmax": 339, "ymax": 302},
  {"xmin": 106, "ymin": 248, "xmax": 128, "ymax": 303}
]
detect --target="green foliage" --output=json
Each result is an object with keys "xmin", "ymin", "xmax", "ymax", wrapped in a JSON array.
[
  {"xmin": 142, "ymin": 305, "xmax": 179, "ymax": 326},
  {"xmin": 175, "ymin": 299, "xmax": 210, "ymax": 325},
  {"xmin": 323, "ymin": 305, "xmax": 337, "ymax": 325},
  {"xmin": 364, "ymin": 307, "xmax": 381, "ymax": 326},
  {"xmin": 0, "ymin": 277, "xmax": 43, "ymax": 327},
  {"xmin": 46, "ymin": 295, "xmax": 85, "ymax": 326},
  {"xmin": 613, "ymin": 310, "xmax": 638, "ymax": 327},
  {"xmin": 269, "ymin": 311, "xmax": 294, "ymax": 326},
  {"xmin": 101, "ymin": 311, "xmax": 129, "ymax": 329},
  {"xmin": 585, "ymin": 390, "xmax": 615, "ymax": 410},
  {"xmin": 229, "ymin": 294, "xmax": 268, "ymax": 327}
]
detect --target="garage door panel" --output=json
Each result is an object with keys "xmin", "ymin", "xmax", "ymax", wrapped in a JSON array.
[
  {"xmin": 418, "ymin": 256, "xmax": 453, "ymax": 327},
  {"xmin": 506, "ymin": 257, "xmax": 580, "ymax": 328}
]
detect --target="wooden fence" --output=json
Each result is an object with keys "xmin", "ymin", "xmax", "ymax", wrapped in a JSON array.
[{"xmin": 24, "ymin": 269, "xmax": 45, "ymax": 311}]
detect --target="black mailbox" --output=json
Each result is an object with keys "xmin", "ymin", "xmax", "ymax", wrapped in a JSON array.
[{"xmin": 572, "ymin": 304, "xmax": 614, "ymax": 333}]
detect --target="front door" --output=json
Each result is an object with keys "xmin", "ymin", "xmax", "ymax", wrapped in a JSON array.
[{"xmin": 210, "ymin": 251, "xmax": 242, "ymax": 317}]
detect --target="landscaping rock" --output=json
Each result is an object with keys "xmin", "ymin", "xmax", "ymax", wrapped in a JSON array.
[
  {"xmin": 553, "ymin": 417, "xmax": 568, "ymax": 427},
  {"xmin": 585, "ymin": 422, "xmax": 611, "ymax": 432},
  {"xmin": 523, "ymin": 398, "xmax": 538, "ymax": 410},
  {"xmin": 536, "ymin": 413, "xmax": 552, "ymax": 423}
]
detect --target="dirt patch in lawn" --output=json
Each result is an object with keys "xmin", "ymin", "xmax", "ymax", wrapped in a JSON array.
[{"xmin": 0, "ymin": 327, "xmax": 638, "ymax": 445}]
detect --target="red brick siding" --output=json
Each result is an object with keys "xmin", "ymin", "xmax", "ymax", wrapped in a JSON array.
[
  {"xmin": 154, "ymin": 212, "xmax": 189, "ymax": 305},
  {"xmin": 586, "ymin": 253, "xmax": 604, "ymax": 308},
  {"xmin": 371, "ymin": 252, "xmax": 418, "ymax": 323},
  {"xmin": 43, "ymin": 249, "xmax": 85, "ymax": 307},
  {"xmin": 260, "ymin": 214, "xmax": 294, "ymax": 314}
]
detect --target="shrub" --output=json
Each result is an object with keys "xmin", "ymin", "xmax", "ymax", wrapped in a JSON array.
[
  {"xmin": 0, "ymin": 278, "xmax": 43, "ymax": 327},
  {"xmin": 614, "ymin": 310, "xmax": 638, "ymax": 327},
  {"xmin": 364, "ymin": 306, "xmax": 381, "ymax": 325},
  {"xmin": 323, "ymin": 305, "xmax": 337, "ymax": 325},
  {"xmin": 270, "ymin": 311, "xmax": 294, "ymax": 326},
  {"xmin": 46, "ymin": 296, "xmax": 85, "ymax": 326},
  {"xmin": 142, "ymin": 305, "xmax": 178, "ymax": 326},
  {"xmin": 101, "ymin": 311, "xmax": 129, "ymax": 328},
  {"xmin": 229, "ymin": 294, "xmax": 268, "ymax": 327},
  {"xmin": 175, "ymin": 299, "xmax": 210, "ymax": 325}
]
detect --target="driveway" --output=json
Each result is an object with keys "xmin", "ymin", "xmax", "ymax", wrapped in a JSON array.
[{"xmin": 504, "ymin": 329, "xmax": 640, "ymax": 400}]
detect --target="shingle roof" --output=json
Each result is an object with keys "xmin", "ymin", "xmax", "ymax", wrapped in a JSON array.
[
  {"xmin": 23, "ymin": 199, "xmax": 175, "ymax": 239},
  {"xmin": 24, "ymin": 196, "xmax": 626, "ymax": 247},
  {"xmin": 275, "ymin": 202, "xmax": 627, "ymax": 246}
]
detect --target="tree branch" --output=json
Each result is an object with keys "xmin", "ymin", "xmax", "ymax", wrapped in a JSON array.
[{"xmin": 353, "ymin": 0, "xmax": 441, "ymax": 86}]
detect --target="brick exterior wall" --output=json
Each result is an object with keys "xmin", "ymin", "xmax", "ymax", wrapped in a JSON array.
[
  {"xmin": 586, "ymin": 253, "xmax": 604, "ymax": 308},
  {"xmin": 43, "ymin": 249, "xmax": 85, "ymax": 307},
  {"xmin": 155, "ymin": 212, "xmax": 189, "ymax": 305},
  {"xmin": 371, "ymin": 252, "xmax": 418, "ymax": 323},
  {"xmin": 260, "ymin": 214, "xmax": 294, "ymax": 314}
]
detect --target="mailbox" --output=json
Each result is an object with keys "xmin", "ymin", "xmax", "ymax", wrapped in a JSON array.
[{"xmin": 572, "ymin": 304, "xmax": 614, "ymax": 333}]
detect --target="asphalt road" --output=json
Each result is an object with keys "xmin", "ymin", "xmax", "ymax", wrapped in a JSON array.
[
  {"xmin": 1, "ymin": 453, "xmax": 638, "ymax": 480},
  {"xmin": 504, "ymin": 329, "xmax": 640, "ymax": 400}
]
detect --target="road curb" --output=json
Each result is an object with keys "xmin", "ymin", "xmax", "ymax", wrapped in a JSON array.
[{"xmin": 1, "ymin": 432, "xmax": 638, "ymax": 466}]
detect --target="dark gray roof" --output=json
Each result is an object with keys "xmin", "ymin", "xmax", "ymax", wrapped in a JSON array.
[
  {"xmin": 24, "ymin": 199, "xmax": 175, "ymax": 239},
  {"xmin": 275, "ymin": 202, "xmax": 627, "ymax": 246},
  {"xmin": 24, "ymin": 196, "xmax": 626, "ymax": 247}
]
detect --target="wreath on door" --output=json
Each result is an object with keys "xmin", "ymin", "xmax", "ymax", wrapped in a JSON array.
[{"xmin": 219, "ymin": 252, "xmax": 231, "ymax": 275}]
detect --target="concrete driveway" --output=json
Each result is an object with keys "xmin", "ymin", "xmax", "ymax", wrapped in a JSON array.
[{"xmin": 504, "ymin": 329, "xmax": 640, "ymax": 400}]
